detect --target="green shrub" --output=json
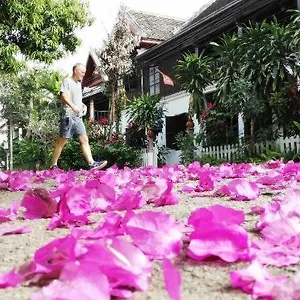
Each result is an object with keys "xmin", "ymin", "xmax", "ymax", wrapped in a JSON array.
[
  {"xmin": 175, "ymin": 131, "xmax": 197, "ymax": 165},
  {"xmin": 13, "ymin": 139, "xmax": 51, "ymax": 170},
  {"xmin": 58, "ymin": 138, "xmax": 141, "ymax": 170},
  {"xmin": 157, "ymin": 145, "xmax": 171, "ymax": 167},
  {"xmin": 12, "ymin": 118, "xmax": 143, "ymax": 171}
]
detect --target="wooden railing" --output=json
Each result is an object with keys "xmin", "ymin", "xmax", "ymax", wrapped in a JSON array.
[{"xmin": 94, "ymin": 110, "xmax": 109, "ymax": 120}]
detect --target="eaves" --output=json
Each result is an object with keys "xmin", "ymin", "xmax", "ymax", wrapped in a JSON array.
[{"xmin": 135, "ymin": 0, "xmax": 277, "ymax": 65}]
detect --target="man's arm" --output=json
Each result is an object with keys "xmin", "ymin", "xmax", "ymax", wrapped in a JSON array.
[{"xmin": 60, "ymin": 92, "xmax": 80, "ymax": 114}]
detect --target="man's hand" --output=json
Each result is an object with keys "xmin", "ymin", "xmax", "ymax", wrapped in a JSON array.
[
  {"xmin": 82, "ymin": 104, "xmax": 87, "ymax": 116},
  {"xmin": 71, "ymin": 105, "xmax": 80, "ymax": 114},
  {"xmin": 61, "ymin": 92, "xmax": 80, "ymax": 115}
]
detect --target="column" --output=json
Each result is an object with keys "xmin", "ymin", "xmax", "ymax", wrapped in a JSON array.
[
  {"xmin": 89, "ymin": 99, "xmax": 94, "ymax": 120},
  {"xmin": 238, "ymin": 113, "xmax": 244, "ymax": 145}
]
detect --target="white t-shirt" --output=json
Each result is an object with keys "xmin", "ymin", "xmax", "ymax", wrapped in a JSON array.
[{"xmin": 60, "ymin": 77, "xmax": 84, "ymax": 117}]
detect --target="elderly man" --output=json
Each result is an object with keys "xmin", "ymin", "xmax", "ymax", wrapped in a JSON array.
[{"xmin": 50, "ymin": 63, "xmax": 107, "ymax": 170}]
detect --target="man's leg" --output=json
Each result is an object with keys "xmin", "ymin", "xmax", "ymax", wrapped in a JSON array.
[
  {"xmin": 51, "ymin": 136, "xmax": 68, "ymax": 167},
  {"xmin": 78, "ymin": 134, "xmax": 93, "ymax": 165},
  {"xmin": 50, "ymin": 117, "xmax": 72, "ymax": 168},
  {"xmin": 76, "ymin": 118, "xmax": 107, "ymax": 169}
]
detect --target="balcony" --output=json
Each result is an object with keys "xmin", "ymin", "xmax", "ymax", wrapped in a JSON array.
[{"xmin": 94, "ymin": 110, "xmax": 109, "ymax": 120}]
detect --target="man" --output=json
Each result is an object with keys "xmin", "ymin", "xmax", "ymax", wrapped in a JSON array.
[{"xmin": 50, "ymin": 63, "xmax": 107, "ymax": 170}]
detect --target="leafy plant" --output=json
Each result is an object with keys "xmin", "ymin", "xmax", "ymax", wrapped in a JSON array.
[
  {"xmin": 13, "ymin": 139, "xmax": 51, "ymax": 170},
  {"xmin": 125, "ymin": 121, "xmax": 146, "ymax": 148},
  {"xmin": 197, "ymin": 154, "xmax": 226, "ymax": 166},
  {"xmin": 57, "ymin": 122, "xmax": 142, "ymax": 170},
  {"xmin": 157, "ymin": 145, "xmax": 171, "ymax": 166},
  {"xmin": 175, "ymin": 131, "xmax": 198, "ymax": 165},
  {"xmin": 212, "ymin": 13, "xmax": 300, "ymax": 110},
  {"xmin": 176, "ymin": 52, "xmax": 213, "ymax": 122},
  {"xmin": 126, "ymin": 93, "xmax": 165, "ymax": 133},
  {"xmin": 259, "ymin": 148, "xmax": 282, "ymax": 161}
]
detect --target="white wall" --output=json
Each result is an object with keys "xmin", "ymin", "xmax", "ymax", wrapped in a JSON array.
[{"xmin": 122, "ymin": 90, "xmax": 198, "ymax": 166}]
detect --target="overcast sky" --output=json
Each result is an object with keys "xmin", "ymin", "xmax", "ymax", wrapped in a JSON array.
[{"xmin": 53, "ymin": 0, "xmax": 213, "ymax": 74}]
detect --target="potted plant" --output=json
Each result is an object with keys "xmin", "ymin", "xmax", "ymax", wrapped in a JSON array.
[
  {"xmin": 186, "ymin": 118, "xmax": 195, "ymax": 130},
  {"xmin": 126, "ymin": 93, "xmax": 165, "ymax": 139}
]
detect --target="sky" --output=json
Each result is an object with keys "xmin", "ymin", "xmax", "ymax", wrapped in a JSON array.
[{"xmin": 53, "ymin": 0, "xmax": 213, "ymax": 75}]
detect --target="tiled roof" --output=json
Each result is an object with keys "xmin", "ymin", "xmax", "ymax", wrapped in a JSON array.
[
  {"xmin": 179, "ymin": 0, "xmax": 237, "ymax": 30},
  {"xmin": 128, "ymin": 10, "xmax": 185, "ymax": 41}
]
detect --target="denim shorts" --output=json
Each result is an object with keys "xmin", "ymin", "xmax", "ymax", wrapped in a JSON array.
[{"xmin": 59, "ymin": 116, "xmax": 86, "ymax": 138}]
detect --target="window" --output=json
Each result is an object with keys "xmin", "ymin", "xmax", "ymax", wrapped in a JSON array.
[{"xmin": 149, "ymin": 66, "xmax": 160, "ymax": 95}]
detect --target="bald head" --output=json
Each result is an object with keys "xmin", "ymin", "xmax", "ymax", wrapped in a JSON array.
[{"xmin": 72, "ymin": 63, "xmax": 86, "ymax": 82}]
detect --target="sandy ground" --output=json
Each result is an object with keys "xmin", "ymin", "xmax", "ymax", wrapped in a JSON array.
[{"xmin": 0, "ymin": 178, "xmax": 298, "ymax": 300}]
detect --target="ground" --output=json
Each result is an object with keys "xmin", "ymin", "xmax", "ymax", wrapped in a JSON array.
[{"xmin": 0, "ymin": 174, "xmax": 298, "ymax": 300}]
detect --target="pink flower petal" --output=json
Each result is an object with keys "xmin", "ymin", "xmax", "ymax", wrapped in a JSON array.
[
  {"xmin": 0, "ymin": 268, "xmax": 23, "ymax": 288},
  {"xmin": 0, "ymin": 201, "xmax": 19, "ymax": 223},
  {"xmin": 125, "ymin": 211, "xmax": 183, "ymax": 259},
  {"xmin": 32, "ymin": 262, "xmax": 110, "ymax": 300},
  {"xmin": 228, "ymin": 179, "xmax": 260, "ymax": 200},
  {"xmin": 196, "ymin": 170, "xmax": 216, "ymax": 191},
  {"xmin": 0, "ymin": 225, "xmax": 31, "ymax": 236},
  {"xmin": 9, "ymin": 172, "xmax": 31, "ymax": 191},
  {"xmin": 141, "ymin": 179, "xmax": 179, "ymax": 207},
  {"xmin": 71, "ymin": 212, "xmax": 122, "ymax": 240},
  {"xmin": 230, "ymin": 261, "xmax": 287, "ymax": 298},
  {"xmin": 87, "ymin": 181, "xmax": 115, "ymax": 212},
  {"xmin": 188, "ymin": 205, "xmax": 244, "ymax": 227},
  {"xmin": 64, "ymin": 186, "xmax": 92, "ymax": 216},
  {"xmin": 81, "ymin": 237, "xmax": 152, "ymax": 291},
  {"xmin": 34, "ymin": 235, "xmax": 86, "ymax": 274},
  {"xmin": 110, "ymin": 288, "xmax": 133, "ymax": 299},
  {"xmin": 21, "ymin": 188, "xmax": 57, "ymax": 220},
  {"xmin": 163, "ymin": 258, "xmax": 181, "ymax": 300},
  {"xmin": 110, "ymin": 189, "xmax": 145, "ymax": 211},
  {"xmin": 188, "ymin": 223, "xmax": 249, "ymax": 262}
]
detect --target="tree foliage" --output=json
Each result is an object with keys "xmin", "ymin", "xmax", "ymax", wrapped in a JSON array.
[
  {"xmin": 0, "ymin": 68, "xmax": 63, "ymax": 147},
  {"xmin": 213, "ymin": 11, "xmax": 300, "ymax": 103},
  {"xmin": 0, "ymin": 0, "xmax": 92, "ymax": 73},
  {"xmin": 175, "ymin": 11, "xmax": 300, "ymax": 137},
  {"xmin": 96, "ymin": 7, "xmax": 139, "ymax": 131}
]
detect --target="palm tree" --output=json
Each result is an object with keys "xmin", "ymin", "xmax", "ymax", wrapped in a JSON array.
[
  {"xmin": 176, "ymin": 51, "xmax": 213, "ymax": 122},
  {"xmin": 126, "ymin": 93, "xmax": 163, "ymax": 135}
]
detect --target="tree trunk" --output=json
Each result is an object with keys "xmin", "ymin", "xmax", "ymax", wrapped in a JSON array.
[
  {"xmin": 108, "ymin": 89, "xmax": 116, "ymax": 138},
  {"xmin": 25, "ymin": 99, "xmax": 34, "ymax": 138},
  {"xmin": 7, "ymin": 117, "xmax": 13, "ymax": 171},
  {"xmin": 250, "ymin": 118, "xmax": 255, "ymax": 139}
]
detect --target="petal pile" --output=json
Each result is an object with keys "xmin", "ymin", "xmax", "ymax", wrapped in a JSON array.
[{"xmin": 0, "ymin": 159, "xmax": 300, "ymax": 299}]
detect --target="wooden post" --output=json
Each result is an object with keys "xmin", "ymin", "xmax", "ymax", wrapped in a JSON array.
[
  {"xmin": 148, "ymin": 137, "xmax": 154, "ymax": 166},
  {"xmin": 238, "ymin": 113, "xmax": 244, "ymax": 145},
  {"xmin": 140, "ymin": 69, "xmax": 144, "ymax": 94},
  {"xmin": 298, "ymin": 0, "xmax": 300, "ymax": 9},
  {"xmin": 89, "ymin": 99, "xmax": 95, "ymax": 120}
]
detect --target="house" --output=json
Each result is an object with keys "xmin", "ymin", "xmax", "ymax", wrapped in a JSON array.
[
  {"xmin": 81, "ymin": 7, "xmax": 185, "ymax": 122},
  {"xmin": 83, "ymin": 0, "xmax": 299, "ymax": 166},
  {"xmin": 131, "ymin": 0, "xmax": 300, "ymax": 164}
]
